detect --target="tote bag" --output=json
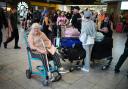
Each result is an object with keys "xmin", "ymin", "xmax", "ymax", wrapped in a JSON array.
[
  {"xmin": 79, "ymin": 33, "xmax": 87, "ymax": 43},
  {"xmin": 86, "ymin": 35, "xmax": 95, "ymax": 45}
]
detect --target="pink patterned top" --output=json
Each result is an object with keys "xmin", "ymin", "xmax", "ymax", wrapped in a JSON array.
[{"xmin": 57, "ymin": 16, "xmax": 67, "ymax": 26}]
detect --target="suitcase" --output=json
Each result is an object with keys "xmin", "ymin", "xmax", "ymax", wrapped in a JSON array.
[{"xmin": 116, "ymin": 22, "xmax": 123, "ymax": 33}]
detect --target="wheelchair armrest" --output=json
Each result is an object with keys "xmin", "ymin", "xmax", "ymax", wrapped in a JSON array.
[
  {"xmin": 26, "ymin": 47, "xmax": 31, "ymax": 51},
  {"xmin": 26, "ymin": 47, "xmax": 37, "ymax": 52}
]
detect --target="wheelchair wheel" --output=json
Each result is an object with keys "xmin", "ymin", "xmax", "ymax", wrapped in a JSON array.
[
  {"xmin": 69, "ymin": 67, "xmax": 74, "ymax": 72},
  {"xmin": 26, "ymin": 69, "xmax": 32, "ymax": 79},
  {"xmin": 51, "ymin": 71, "xmax": 62, "ymax": 82},
  {"xmin": 42, "ymin": 79, "xmax": 49, "ymax": 86},
  {"xmin": 101, "ymin": 65, "xmax": 109, "ymax": 70}
]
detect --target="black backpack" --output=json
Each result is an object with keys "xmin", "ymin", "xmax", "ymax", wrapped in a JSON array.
[{"xmin": 68, "ymin": 44, "xmax": 86, "ymax": 62}]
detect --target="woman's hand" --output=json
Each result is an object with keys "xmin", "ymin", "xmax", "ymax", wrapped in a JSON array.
[
  {"xmin": 103, "ymin": 29, "xmax": 109, "ymax": 33},
  {"xmin": 6, "ymin": 27, "xmax": 12, "ymax": 38},
  {"xmin": 37, "ymin": 48, "xmax": 47, "ymax": 54},
  {"xmin": 99, "ymin": 27, "xmax": 108, "ymax": 33},
  {"xmin": 48, "ymin": 26, "xmax": 52, "ymax": 31},
  {"xmin": 40, "ymin": 50, "xmax": 47, "ymax": 54},
  {"xmin": 98, "ymin": 29, "xmax": 102, "ymax": 31}
]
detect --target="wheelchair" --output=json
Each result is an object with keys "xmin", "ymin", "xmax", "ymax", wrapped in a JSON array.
[{"xmin": 24, "ymin": 31, "xmax": 61, "ymax": 86}]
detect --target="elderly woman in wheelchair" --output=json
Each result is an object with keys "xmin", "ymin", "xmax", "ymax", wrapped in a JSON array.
[{"xmin": 26, "ymin": 23, "xmax": 68, "ymax": 86}]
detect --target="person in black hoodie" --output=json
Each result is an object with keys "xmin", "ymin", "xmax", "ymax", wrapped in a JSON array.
[
  {"xmin": 0, "ymin": 7, "xmax": 8, "ymax": 47},
  {"xmin": 71, "ymin": 6, "xmax": 81, "ymax": 32},
  {"xmin": 115, "ymin": 35, "xmax": 128, "ymax": 73},
  {"xmin": 4, "ymin": 7, "xmax": 20, "ymax": 49}
]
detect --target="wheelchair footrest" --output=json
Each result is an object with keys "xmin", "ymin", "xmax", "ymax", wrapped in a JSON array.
[{"xmin": 36, "ymin": 66, "xmax": 45, "ymax": 72}]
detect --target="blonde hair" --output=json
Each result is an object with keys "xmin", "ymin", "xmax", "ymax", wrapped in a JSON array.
[
  {"xmin": 31, "ymin": 23, "xmax": 41, "ymax": 29},
  {"xmin": 31, "ymin": 23, "xmax": 41, "ymax": 35}
]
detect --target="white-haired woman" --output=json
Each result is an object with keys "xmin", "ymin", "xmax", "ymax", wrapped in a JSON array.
[
  {"xmin": 80, "ymin": 11, "xmax": 96, "ymax": 72},
  {"xmin": 28, "ymin": 23, "xmax": 67, "ymax": 73}
]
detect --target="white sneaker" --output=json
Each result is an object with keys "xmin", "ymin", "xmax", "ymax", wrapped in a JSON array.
[
  {"xmin": 81, "ymin": 68, "xmax": 89, "ymax": 72},
  {"xmin": 59, "ymin": 67, "xmax": 69, "ymax": 74}
]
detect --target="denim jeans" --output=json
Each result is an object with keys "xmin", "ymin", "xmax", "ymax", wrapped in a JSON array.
[{"xmin": 83, "ymin": 44, "xmax": 93, "ymax": 70}]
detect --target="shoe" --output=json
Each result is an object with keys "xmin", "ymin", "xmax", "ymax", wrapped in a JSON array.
[
  {"xmin": 59, "ymin": 67, "xmax": 69, "ymax": 74},
  {"xmin": 81, "ymin": 68, "xmax": 89, "ymax": 72},
  {"xmin": 3, "ymin": 42, "xmax": 7, "ymax": 48},
  {"xmin": 114, "ymin": 69, "xmax": 120, "ymax": 73},
  {"xmin": 14, "ymin": 46, "xmax": 21, "ymax": 49}
]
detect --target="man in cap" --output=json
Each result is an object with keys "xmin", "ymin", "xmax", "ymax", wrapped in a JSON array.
[{"xmin": 71, "ymin": 6, "xmax": 82, "ymax": 32}]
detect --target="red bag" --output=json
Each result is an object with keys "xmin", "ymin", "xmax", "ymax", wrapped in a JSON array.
[{"xmin": 116, "ymin": 22, "xmax": 123, "ymax": 33}]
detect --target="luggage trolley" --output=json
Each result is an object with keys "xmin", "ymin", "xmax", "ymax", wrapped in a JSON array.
[
  {"xmin": 59, "ymin": 37, "xmax": 86, "ymax": 72},
  {"xmin": 54, "ymin": 26, "xmax": 85, "ymax": 72},
  {"xmin": 91, "ymin": 37, "xmax": 113, "ymax": 70}
]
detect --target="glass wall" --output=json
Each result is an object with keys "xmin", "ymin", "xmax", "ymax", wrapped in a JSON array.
[{"xmin": 59, "ymin": 5, "xmax": 107, "ymax": 13}]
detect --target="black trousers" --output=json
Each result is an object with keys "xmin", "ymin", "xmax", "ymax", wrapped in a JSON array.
[
  {"xmin": 58, "ymin": 25, "xmax": 61, "ymax": 37},
  {"xmin": 52, "ymin": 24, "xmax": 57, "ymax": 37},
  {"xmin": 4, "ymin": 29, "xmax": 19, "ymax": 47},
  {"xmin": 0, "ymin": 28, "xmax": 2, "ymax": 46},
  {"xmin": 115, "ymin": 47, "xmax": 128, "ymax": 70}
]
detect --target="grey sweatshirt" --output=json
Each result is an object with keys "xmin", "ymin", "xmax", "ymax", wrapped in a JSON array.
[{"xmin": 80, "ymin": 19, "xmax": 96, "ymax": 45}]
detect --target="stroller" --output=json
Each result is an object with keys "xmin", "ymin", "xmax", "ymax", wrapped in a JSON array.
[
  {"xmin": 59, "ymin": 37, "xmax": 86, "ymax": 72},
  {"xmin": 91, "ymin": 37, "xmax": 113, "ymax": 70},
  {"xmin": 24, "ymin": 31, "xmax": 61, "ymax": 86}
]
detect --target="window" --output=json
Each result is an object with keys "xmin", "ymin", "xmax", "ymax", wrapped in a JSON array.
[{"xmin": 121, "ymin": 1, "xmax": 128, "ymax": 10}]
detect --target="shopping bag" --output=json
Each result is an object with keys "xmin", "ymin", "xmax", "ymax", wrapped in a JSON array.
[
  {"xmin": 86, "ymin": 36, "xmax": 95, "ymax": 45},
  {"xmin": 116, "ymin": 22, "xmax": 123, "ymax": 33},
  {"xmin": 79, "ymin": 33, "xmax": 87, "ymax": 43}
]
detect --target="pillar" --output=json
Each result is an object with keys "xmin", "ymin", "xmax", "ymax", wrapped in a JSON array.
[{"xmin": 107, "ymin": 1, "xmax": 121, "ymax": 25}]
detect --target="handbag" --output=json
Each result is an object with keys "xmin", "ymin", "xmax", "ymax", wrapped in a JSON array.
[
  {"xmin": 86, "ymin": 35, "xmax": 95, "ymax": 45},
  {"xmin": 95, "ymin": 32, "xmax": 104, "ymax": 42},
  {"xmin": 79, "ymin": 33, "xmax": 87, "ymax": 43}
]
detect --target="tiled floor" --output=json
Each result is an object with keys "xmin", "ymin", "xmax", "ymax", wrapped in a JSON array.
[{"xmin": 0, "ymin": 27, "xmax": 128, "ymax": 89}]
